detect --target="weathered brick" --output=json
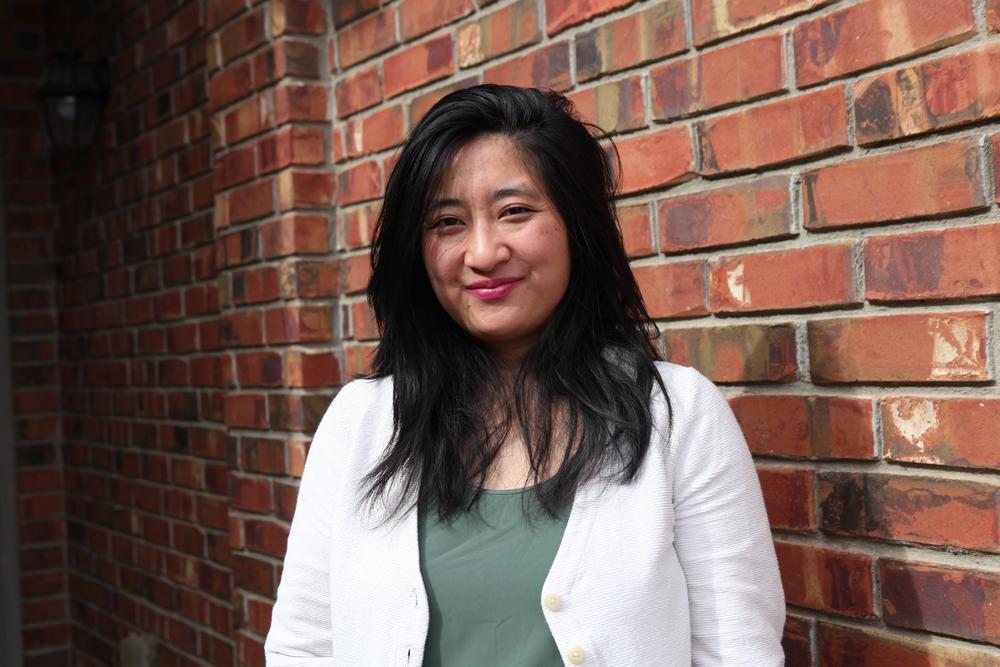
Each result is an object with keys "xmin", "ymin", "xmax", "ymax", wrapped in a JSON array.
[
  {"xmin": 231, "ymin": 266, "xmax": 280, "ymax": 305},
  {"xmin": 616, "ymin": 203, "xmax": 653, "ymax": 258},
  {"xmin": 575, "ymin": 2, "xmax": 685, "ymax": 82},
  {"xmin": 258, "ymin": 126, "xmax": 325, "ymax": 175},
  {"xmin": 882, "ymin": 397, "xmax": 1000, "ymax": 470},
  {"xmin": 709, "ymin": 243, "xmax": 858, "ymax": 314},
  {"xmin": 408, "ymin": 77, "xmax": 480, "ymax": 124},
  {"xmin": 213, "ymin": 145, "xmax": 256, "ymax": 191},
  {"xmin": 651, "ymin": 31, "xmax": 784, "ymax": 121},
  {"xmin": 808, "ymin": 311, "xmax": 989, "ymax": 383},
  {"xmin": 615, "ymin": 127, "xmax": 695, "ymax": 195},
  {"xmin": 794, "ymin": 0, "xmax": 974, "ymax": 88},
  {"xmin": 221, "ymin": 310, "xmax": 264, "ymax": 347},
  {"xmin": 820, "ymin": 472, "xmax": 1000, "ymax": 552},
  {"xmin": 803, "ymin": 139, "xmax": 987, "ymax": 230},
  {"xmin": 224, "ymin": 394, "xmax": 269, "ymax": 429},
  {"xmin": 340, "ymin": 254, "xmax": 371, "ymax": 295},
  {"xmin": 277, "ymin": 170, "xmax": 337, "ymax": 210},
  {"xmin": 820, "ymin": 622, "xmax": 1000, "ymax": 666},
  {"xmin": 332, "ymin": 0, "xmax": 380, "ymax": 26},
  {"xmin": 226, "ymin": 178, "xmax": 274, "ymax": 224},
  {"xmin": 383, "ymin": 35, "xmax": 454, "ymax": 99},
  {"xmin": 483, "ymin": 42, "xmax": 571, "ymax": 91},
  {"xmin": 264, "ymin": 305, "xmax": 333, "ymax": 344},
  {"xmin": 782, "ymin": 616, "xmax": 813, "ymax": 667},
  {"xmin": 279, "ymin": 260, "xmax": 338, "ymax": 298},
  {"xmin": 659, "ymin": 175, "xmax": 793, "ymax": 253},
  {"xmin": 285, "ymin": 350, "xmax": 341, "ymax": 387},
  {"xmin": 632, "ymin": 261, "xmax": 707, "ymax": 320},
  {"xmin": 881, "ymin": 560, "xmax": 1000, "ymax": 644},
  {"xmin": 731, "ymin": 394, "xmax": 875, "ymax": 460},
  {"xmin": 855, "ymin": 43, "xmax": 1000, "ymax": 145},
  {"xmin": 270, "ymin": 0, "xmax": 327, "ymax": 36},
  {"xmin": 401, "ymin": 0, "xmax": 473, "ymax": 40},
  {"xmin": 567, "ymin": 76, "xmax": 645, "ymax": 136},
  {"xmin": 207, "ymin": 0, "xmax": 246, "ymax": 30},
  {"xmin": 351, "ymin": 300, "xmax": 379, "ymax": 341},
  {"xmin": 335, "ymin": 65, "xmax": 382, "ymax": 118},
  {"xmin": 337, "ymin": 7, "xmax": 398, "ymax": 69},
  {"xmin": 344, "ymin": 342, "xmax": 377, "ymax": 376},
  {"xmin": 866, "ymin": 223, "xmax": 1000, "ymax": 302},
  {"xmin": 261, "ymin": 214, "xmax": 331, "ymax": 258},
  {"xmin": 223, "ymin": 94, "xmax": 273, "ymax": 145},
  {"xmin": 775, "ymin": 541, "xmax": 875, "ymax": 618},
  {"xmin": 699, "ymin": 85, "xmax": 848, "ymax": 174},
  {"xmin": 691, "ymin": 0, "xmax": 836, "ymax": 46},
  {"xmin": 345, "ymin": 105, "xmax": 405, "ymax": 157},
  {"xmin": 274, "ymin": 83, "xmax": 328, "ymax": 123},
  {"xmin": 254, "ymin": 40, "xmax": 322, "ymax": 84},
  {"xmin": 236, "ymin": 350, "xmax": 284, "ymax": 387},
  {"xmin": 339, "ymin": 202, "xmax": 380, "ymax": 250},
  {"xmin": 457, "ymin": 0, "xmax": 541, "ymax": 68},
  {"xmin": 545, "ymin": 0, "xmax": 634, "ymax": 35},
  {"xmin": 208, "ymin": 61, "xmax": 254, "ymax": 112},
  {"xmin": 219, "ymin": 9, "xmax": 266, "ymax": 64},
  {"xmin": 662, "ymin": 323, "xmax": 798, "ymax": 383},
  {"xmin": 758, "ymin": 467, "xmax": 816, "ymax": 530},
  {"xmin": 337, "ymin": 160, "xmax": 382, "ymax": 205},
  {"xmin": 990, "ymin": 0, "xmax": 1000, "ymax": 32}
]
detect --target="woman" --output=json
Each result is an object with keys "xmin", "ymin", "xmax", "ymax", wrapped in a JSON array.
[{"xmin": 265, "ymin": 85, "xmax": 785, "ymax": 666}]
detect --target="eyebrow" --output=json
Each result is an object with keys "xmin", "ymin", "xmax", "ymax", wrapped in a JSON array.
[{"xmin": 429, "ymin": 185, "xmax": 541, "ymax": 210}]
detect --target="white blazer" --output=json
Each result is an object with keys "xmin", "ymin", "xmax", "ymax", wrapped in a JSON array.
[{"xmin": 264, "ymin": 362, "xmax": 786, "ymax": 666}]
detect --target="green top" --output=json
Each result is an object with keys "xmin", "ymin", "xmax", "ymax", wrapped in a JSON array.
[{"xmin": 417, "ymin": 487, "xmax": 570, "ymax": 666}]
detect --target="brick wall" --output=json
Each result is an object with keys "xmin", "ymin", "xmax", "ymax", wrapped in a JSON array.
[{"xmin": 3, "ymin": 0, "xmax": 1000, "ymax": 665}]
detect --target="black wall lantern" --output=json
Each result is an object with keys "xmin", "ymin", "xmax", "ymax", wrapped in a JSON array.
[{"xmin": 36, "ymin": 54, "xmax": 109, "ymax": 149}]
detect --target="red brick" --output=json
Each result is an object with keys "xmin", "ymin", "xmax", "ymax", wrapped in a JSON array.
[
  {"xmin": 332, "ymin": 0, "xmax": 380, "ymax": 26},
  {"xmin": 820, "ymin": 472, "xmax": 1000, "ymax": 552},
  {"xmin": 658, "ymin": 175, "xmax": 792, "ymax": 253},
  {"xmin": 651, "ymin": 31, "xmax": 785, "ymax": 121},
  {"xmin": 339, "ymin": 203, "xmax": 380, "ymax": 250},
  {"xmin": 794, "ymin": 0, "xmax": 974, "ymax": 88},
  {"xmin": 232, "ymin": 266, "xmax": 280, "ymax": 305},
  {"xmin": 258, "ymin": 126, "xmax": 325, "ymax": 174},
  {"xmin": 244, "ymin": 519, "xmax": 289, "ymax": 558},
  {"xmin": 882, "ymin": 397, "xmax": 1000, "ymax": 470},
  {"xmin": 224, "ymin": 394, "xmax": 269, "ymax": 429},
  {"xmin": 214, "ymin": 145, "xmax": 257, "ymax": 191},
  {"xmin": 617, "ymin": 203, "xmax": 653, "ymax": 258},
  {"xmin": 632, "ymin": 261, "xmax": 707, "ymax": 320},
  {"xmin": 261, "ymin": 214, "xmax": 331, "ymax": 258},
  {"xmin": 270, "ymin": 0, "xmax": 327, "ymax": 36},
  {"xmin": 337, "ymin": 7, "xmax": 398, "ymax": 69},
  {"xmin": 236, "ymin": 350, "xmax": 284, "ymax": 387},
  {"xmin": 275, "ymin": 83, "xmax": 328, "ymax": 123},
  {"xmin": 345, "ymin": 105, "xmax": 406, "ymax": 157},
  {"xmin": 662, "ymin": 323, "xmax": 798, "ymax": 383},
  {"xmin": 691, "ymin": 0, "xmax": 836, "ymax": 46},
  {"xmin": 341, "ymin": 254, "xmax": 371, "ymax": 295},
  {"xmin": 483, "ymin": 41, "xmax": 571, "ymax": 92},
  {"xmin": 782, "ymin": 616, "xmax": 813, "ymax": 667},
  {"xmin": 808, "ymin": 311, "xmax": 989, "ymax": 383},
  {"xmin": 866, "ymin": 223, "xmax": 1000, "ymax": 302},
  {"xmin": 699, "ymin": 85, "xmax": 848, "ymax": 174},
  {"xmin": 221, "ymin": 310, "xmax": 265, "ymax": 347},
  {"xmin": 254, "ymin": 40, "xmax": 322, "ymax": 84},
  {"xmin": 775, "ymin": 541, "xmax": 875, "ymax": 618},
  {"xmin": 457, "ymin": 0, "xmax": 541, "ymax": 68},
  {"xmin": 567, "ymin": 76, "xmax": 645, "ymax": 136},
  {"xmin": 207, "ymin": 0, "xmax": 246, "ymax": 30},
  {"xmin": 278, "ymin": 170, "xmax": 337, "ymax": 210},
  {"xmin": 803, "ymin": 139, "xmax": 987, "ymax": 230},
  {"xmin": 344, "ymin": 343, "xmax": 377, "ymax": 376},
  {"xmin": 731, "ymin": 394, "xmax": 875, "ymax": 460},
  {"xmin": 285, "ymin": 350, "xmax": 341, "ymax": 387},
  {"xmin": 227, "ymin": 178, "xmax": 274, "ymax": 224},
  {"xmin": 615, "ymin": 127, "xmax": 695, "ymax": 195},
  {"xmin": 219, "ymin": 9, "xmax": 266, "ymax": 64},
  {"xmin": 855, "ymin": 43, "xmax": 1000, "ymax": 145},
  {"xmin": 352, "ymin": 300, "xmax": 379, "ymax": 341},
  {"xmin": 216, "ymin": 228, "xmax": 259, "ymax": 267},
  {"xmin": 383, "ymin": 35, "xmax": 455, "ymax": 99},
  {"xmin": 990, "ymin": 0, "xmax": 1000, "ymax": 32},
  {"xmin": 337, "ymin": 160, "xmax": 382, "ymax": 205},
  {"xmin": 401, "ymin": 0, "xmax": 473, "ymax": 40},
  {"xmin": 574, "ymin": 1, "xmax": 685, "ymax": 82},
  {"xmin": 820, "ymin": 622, "xmax": 1000, "ymax": 666},
  {"xmin": 545, "ymin": 0, "xmax": 634, "ymax": 35},
  {"xmin": 881, "ymin": 560, "xmax": 1000, "ymax": 644},
  {"xmin": 265, "ymin": 305, "xmax": 334, "ymax": 344},
  {"xmin": 758, "ymin": 466, "xmax": 816, "ymax": 530},
  {"xmin": 224, "ymin": 95, "xmax": 273, "ymax": 145},
  {"xmin": 709, "ymin": 243, "xmax": 858, "ymax": 313},
  {"xmin": 335, "ymin": 66, "xmax": 382, "ymax": 118},
  {"xmin": 208, "ymin": 61, "xmax": 254, "ymax": 112}
]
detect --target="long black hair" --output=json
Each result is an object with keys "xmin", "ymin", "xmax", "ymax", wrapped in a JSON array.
[{"xmin": 365, "ymin": 84, "xmax": 668, "ymax": 519}]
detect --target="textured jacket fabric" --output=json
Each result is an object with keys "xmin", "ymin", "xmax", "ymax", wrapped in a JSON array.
[{"xmin": 264, "ymin": 362, "xmax": 786, "ymax": 666}]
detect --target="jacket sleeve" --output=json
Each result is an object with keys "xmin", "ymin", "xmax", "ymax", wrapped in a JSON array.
[
  {"xmin": 670, "ymin": 369, "xmax": 786, "ymax": 666},
  {"xmin": 264, "ymin": 389, "xmax": 348, "ymax": 667}
]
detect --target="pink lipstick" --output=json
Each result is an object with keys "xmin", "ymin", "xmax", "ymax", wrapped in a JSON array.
[{"xmin": 466, "ymin": 277, "xmax": 521, "ymax": 300}]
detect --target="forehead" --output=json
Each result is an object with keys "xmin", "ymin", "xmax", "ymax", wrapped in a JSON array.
[{"xmin": 436, "ymin": 135, "xmax": 542, "ymax": 197}]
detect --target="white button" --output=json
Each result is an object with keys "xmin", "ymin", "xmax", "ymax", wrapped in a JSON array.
[
  {"xmin": 543, "ymin": 593, "xmax": 563, "ymax": 611},
  {"xmin": 567, "ymin": 646, "xmax": 586, "ymax": 664}
]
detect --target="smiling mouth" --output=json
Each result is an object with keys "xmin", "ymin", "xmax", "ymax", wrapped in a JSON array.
[{"xmin": 466, "ymin": 277, "xmax": 521, "ymax": 300}]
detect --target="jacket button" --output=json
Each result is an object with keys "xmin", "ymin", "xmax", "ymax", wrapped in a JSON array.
[
  {"xmin": 543, "ymin": 593, "xmax": 563, "ymax": 611},
  {"xmin": 567, "ymin": 646, "xmax": 586, "ymax": 664}
]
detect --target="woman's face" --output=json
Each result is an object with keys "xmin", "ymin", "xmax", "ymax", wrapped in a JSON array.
[{"xmin": 421, "ymin": 135, "xmax": 572, "ymax": 364}]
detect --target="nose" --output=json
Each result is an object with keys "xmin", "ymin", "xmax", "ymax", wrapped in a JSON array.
[{"xmin": 464, "ymin": 220, "xmax": 511, "ymax": 272}]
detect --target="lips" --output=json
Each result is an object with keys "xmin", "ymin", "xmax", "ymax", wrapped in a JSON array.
[{"xmin": 466, "ymin": 277, "xmax": 522, "ymax": 300}]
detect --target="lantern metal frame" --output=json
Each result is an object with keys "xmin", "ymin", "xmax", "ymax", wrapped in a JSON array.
[{"xmin": 35, "ymin": 54, "xmax": 109, "ymax": 149}]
